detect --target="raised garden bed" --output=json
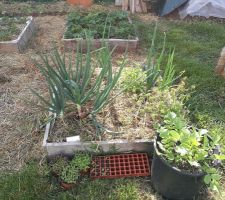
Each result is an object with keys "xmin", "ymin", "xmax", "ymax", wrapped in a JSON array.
[
  {"xmin": 62, "ymin": 11, "xmax": 139, "ymax": 52},
  {"xmin": 44, "ymin": 119, "xmax": 152, "ymax": 157},
  {"xmin": 43, "ymin": 113, "xmax": 154, "ymax": 156},
  {"xmin": 37, "ymin": 28, "xmax": 183, "ymax": 158},
  {"xmin": 0, "ymin": 16, "xmax": 35, "ymax": 53},
  {"xmin": 41, "ymin": 67, "xmax": 154, "ymax": 157},
  {"xmin": 42, "ymin": 93, "xmax": 154, "ymax": 156}
]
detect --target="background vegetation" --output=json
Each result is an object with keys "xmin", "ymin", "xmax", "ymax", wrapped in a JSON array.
[{"xmin": 135, "ymin": 18, "xmax": 225, "ymax": 146}]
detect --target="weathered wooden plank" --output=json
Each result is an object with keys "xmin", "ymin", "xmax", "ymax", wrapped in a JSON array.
[
  {"xmin": 122, "ymin": 0, "xmax": 129, "ymax": 11},
  {"xmin": 135, "ymin": 0, "xmax": 143, "ymax": 13},
  {"xmin": 140, "ymin": 0, "xmax": 148, "ymax": 13},
  {"xmin": 115, "ymin": 0, "xmax": 122, "ymax": 6},
  {"xmin": 130, "ymin": 0, "xmax": 135, "ymax": 13}
]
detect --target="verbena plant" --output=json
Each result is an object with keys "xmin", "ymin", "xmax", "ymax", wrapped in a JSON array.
[
  {"xmin": 49, "ymin": 156, "xmax": 68, "ymax": 176},
  {"xmin": 120, "ymin": 68, "xmax": 146, "ymax": 94},
  {"xmin": 71, "ymin": 153, "xmax": 91, "ymax": 171},
  {"xmin": 157, "ymin": 112, "xmax": 225, "ymax": 193},
  {"xmin": 33, "ymin": 36, "xmax": 126, "ymax": 119},
  {"xmin": 61, "ymin": 166, "xmax": 79, "ymax": 184}
]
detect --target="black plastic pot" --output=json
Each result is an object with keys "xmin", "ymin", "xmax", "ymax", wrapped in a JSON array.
[{"xmin": 151, "ymin": 137, "xmax": 204, "ymax": 200}]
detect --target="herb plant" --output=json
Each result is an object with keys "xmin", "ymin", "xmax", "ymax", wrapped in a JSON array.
[
  {"xmin": 71, "ymin": 153, "xmax": 91, "ymax": 172},
  {"xmin": 49, "ymin": 156, "xmax": 68, "ymax": 176},
  {"xmin": 120, "ymin": 68, "xmax": 146, "ymax": 94},
  {"xmin": 138, "ymin": 81, "xmax": 188, "ymax": 122},
  {"xmin": 33, "ymin": 37, "xmax": 126, "ymax": 120},
  {"xmin": 61, "ymin": 166, "xmax": 79, "ymax": 184},
  {"xmin": 156, "ymin": 112, "xmax": 225, "ymax": 193},
  {"xmin": 64, "ymin": 11, "xmax": 136, "ymax": 39}
]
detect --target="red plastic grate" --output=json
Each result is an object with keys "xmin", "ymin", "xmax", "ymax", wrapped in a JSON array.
[{"xmin": 90, "ymin": 153, "xmax": 151, "ymax": 179}]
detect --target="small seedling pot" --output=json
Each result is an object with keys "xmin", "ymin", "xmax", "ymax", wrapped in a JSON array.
[
  {"xmin": 60, "ymin": 181, "xmax": 76, "ymax": 190},
  {"xmin": 67, "ymin": 0, "xmax": 93, "ymax": 7},
  {"xmin": 80, "ymin": 168, "xmax": 90, "ymax": 176},
  {"xmin": 151, "ymin": 136, "xmax": 204, "ymax": 200}
]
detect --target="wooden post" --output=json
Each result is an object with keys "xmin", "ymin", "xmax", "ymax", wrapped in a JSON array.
[
  {"xmin": 135, "ymin": 0, "xmax": 142, "ymax": 13},
  {"xmin": 119, "ymin": 0, "xmax": 148, "ymax": 13},
  {"xmin": 130, "ymin": 0, "xmax": 135, "ymax": 13},
  {"xmin": 122, "ymin": 0, "xmax": 129, "ymax": 11},
  {"xmin": 140, "ymin": 0, "xmax": 148, "ymax": 13}
]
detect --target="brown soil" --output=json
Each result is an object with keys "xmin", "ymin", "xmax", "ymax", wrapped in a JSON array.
[
  {"xmin": 48, "ymin": 91, "xmax": 155, "ymax": 143},
  {"xmin": 0, "ymin": 74, "xmax": 11, "ymax": 84}
]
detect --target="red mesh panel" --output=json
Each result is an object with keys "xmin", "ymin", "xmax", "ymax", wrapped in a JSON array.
[{"xmin": 90, "ymin": 153, "xmax": 151, "ymax": 179}]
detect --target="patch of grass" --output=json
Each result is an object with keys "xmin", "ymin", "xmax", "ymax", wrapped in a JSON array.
[
  {"xmin": 135, "ymin": 18, "xmax": 225, "ymax": 145},
  {"xmin": 0, "ymin": 163, "xmax": 51, "ymax": 200},
  {"xmin": 0, "ymin": 162, "xmax": 159, "ymax": 200},
  {"xmin": 54, "ymin": 179, "xmax": 142, "ymax": 200}
]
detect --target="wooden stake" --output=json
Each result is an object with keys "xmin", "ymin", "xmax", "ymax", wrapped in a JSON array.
[
  {"xmin": 122, "ymin": 0, "xmax": 129, "ymax": 11},
  {"xmin": 140, "ymin": 0, "xmax": 148, "ymax": 13},
  {"xmin": 130, "ymin": 0, "xmax": 135, "ymax": 14},
  {"xmin": 135, "ymin": 0, "xmax": 142, "ymax": 13}
]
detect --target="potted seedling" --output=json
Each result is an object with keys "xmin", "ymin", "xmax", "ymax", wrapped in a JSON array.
[
  {"xmin": 151, "ymin": 112, "xmax": 225, "ymax": 199},
  {"xmin": 49, "ymin": 155, "xmax": 68, "ymax": 177},
  {"xmin": 60, "ymin": 165, "xmax": 80, "ymax": 190},
  {"xmin": 71, "ymin": 153, "xmax": 91, "ymax": 175}
]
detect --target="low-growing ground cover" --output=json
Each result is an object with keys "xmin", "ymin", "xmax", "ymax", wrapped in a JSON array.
[
  {"xmin": 0, "ymin": 16, "xmax": 27, "ymax": 41},
  {"xmin": 64, "ymin": 11, "xmax": 136, "ymax": 39}
]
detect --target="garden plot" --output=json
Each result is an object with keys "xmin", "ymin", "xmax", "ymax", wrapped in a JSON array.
[
  {"xmin": 42, "ymin": 69, "xmax": 155, "ymax": 156},
  {"xmin": 63, "ymin": 11, "xmax": 139, "ymax": 52},
  {"xmin": 38, "ymin": 39, "xmax": 184, "ymax": 156},
  {"xmin": 0, "ymin": 16, "xmax": 35, "ymax": 53}
]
